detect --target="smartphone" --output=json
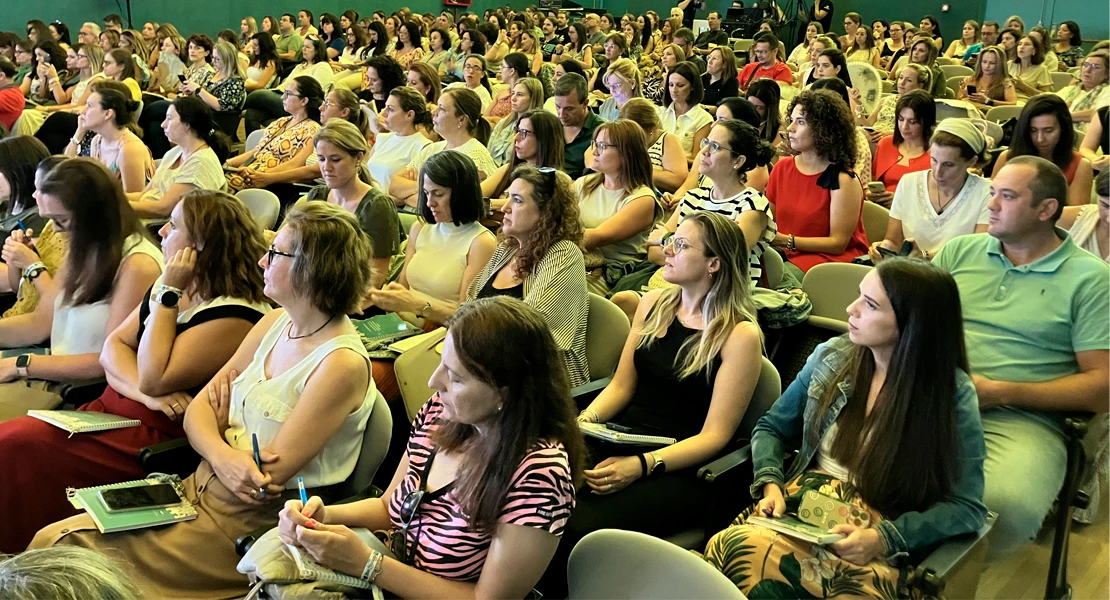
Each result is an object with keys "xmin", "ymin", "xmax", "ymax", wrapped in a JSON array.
[
  {"xmin": 99, "ymin": 484, "xmax": 181, "ymax": 512},
  {"xmin": 797, "ymin": 490, "xmax": 870, "ymax": 530},
  {"xmin": 867, "ymin": 181, "xmax": 887, "ymax": 194},
  {"xmin": 876, "ymin": 245, "xmax": 900, "ymax": 259},
  {"xmin": 177, "ymin": 74, "xmax": 187, "ymax": 83},
  {"xmin": 966, "ymin": 84, "xmax": 977, "ymax": 95}
]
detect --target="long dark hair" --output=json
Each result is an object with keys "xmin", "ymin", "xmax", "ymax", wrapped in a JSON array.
[
  {"xmin": 822, "ymin": 259, "xmax": 966, "ymax": 517},
  {"xmin": 746, "ymin": 79, "xmax": 781, "ymax": 144},
  {"xmin": 171, "ymin": 95, "xmax": 232, "ymax": 163},
  {"xmin": 817, "ymin": 48, "xmax": 853, "ymax": 88},
  {"xmin": 492, "ymin": 109, "xmax": 564, "ymax": 199},
  {"xmin": 1010, "ymin": 94, "xmax": 1075, "ymax": 169},
  {"xmin": 250, "ymin": 32, "xmax": 279, "ymax": 71},
  {"xmin": 435, "ymin": 296, "xmax": 585, "ymax": 532},
  {"xmin": 31, "ymin": 40, "xmax": 66, "ymax": 83},
  {"xmin": 365, "ymin": 22, "xmax": 390, "ymax": 57},
  {"xmin": 39, "ymin": 158, "xmax": 149, "ymax": 305},
  {"xmin": 395, "ymin": 20, "xmax": 423, "ymax": 51},
  {"xmin": 289, "ymin": 75, "xmax": 324, "ymax": 123},
  {"xmin": 418, "ymin": 150, "xmax": 485, "ymax": 225},
  {"xmin": 892, "ymin": 89, "xmax": 936, "ymax": 147},
  {"xmin": 0, "ymin": 136, "xmax": 49, "ymax": 217}
]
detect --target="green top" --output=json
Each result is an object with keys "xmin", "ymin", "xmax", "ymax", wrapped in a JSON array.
[
  {"xmin": 276, "ymin": 32, "xmax": 305, "ymax": 63},
  {"xmin": 307, "ymin": 185, "xmax": 404, "ymax": 259}
]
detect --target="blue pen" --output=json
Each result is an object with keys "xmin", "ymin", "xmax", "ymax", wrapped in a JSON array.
[
  {"xmin": 298, "ymin": 477, "xmax": 308, "ymax": 505},
  {"xmin": 15, "ymin": 220, "xmax": 39, "ymax": 256},
  {"xmin": 251, "ymin": 433, "xmax": 266, "ymax": 500}
]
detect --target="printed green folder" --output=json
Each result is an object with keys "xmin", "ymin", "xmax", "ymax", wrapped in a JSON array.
[
  {"xmin": 27, "ymin": 410, "xmax": 141, "ymax": 437},
  {"xmin": 66, "ymin": 478, "xmax": 197, "ymax": 534}
]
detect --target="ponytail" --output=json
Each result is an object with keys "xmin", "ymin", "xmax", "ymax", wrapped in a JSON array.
[
  {"xmin": 445, "ymin": 87, "xmax": 491, "ymax": 145},
  {"xmin": 171, "ymin": 95, "xmax": 231, "ymax": 163},
  {"xmin": 204, "ymin": 129, "xmax": 232, "ymax": 164}
]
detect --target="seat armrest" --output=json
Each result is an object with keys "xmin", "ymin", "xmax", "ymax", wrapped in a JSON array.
[
  {"xmin": 806, "ymin": 316, "xmax": 849, "ymax": 334},
  {"xmin": 571, "ymin": 377, "xmax": 611, "ymax": 399},
  {"xmin": 138, "ymin": 438, "xmax": 202, "ymax": 478},
  {"xmin": 697, "ymin": 445, "xmax": 751, "ymax": 483},
  {"xmin": 56, "ymin": 379, "xmax": 108, "ymax": 409},
  {"xmin": 913, "ymin": 512, "xmax": 997, "ymax": 597}
]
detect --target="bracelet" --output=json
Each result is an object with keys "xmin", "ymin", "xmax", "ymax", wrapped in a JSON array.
[
  {"xmin": 637, "ymin": 453, "xmax": 648, "ymax": 477},
  {"xmin": 580, "ymin": 408, "xmax": 600, "ymax": 423},
  {"xmin": 787, "ymin": 234, "xmax": 796, "ymax": 252},
  {"xmin": 70, "ymin": 136, "xmax": 83, "ymax": 145},
  {"xmin": 361, "ymin": 549, "xmax": 384, "ymax": 583},
  {"xmin": 22, "ymin": 262, "xmax": 45, "ymax": 278}
]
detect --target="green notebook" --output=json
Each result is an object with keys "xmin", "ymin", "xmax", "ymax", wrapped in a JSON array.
[
  {"xmin": 28, "ymin": 410, "xmax": 141, "ymax": 437},
  {"xmin": 354, "ymin": 313, "xmax": 422, "ymax": 346},
  {"xmin": 67, "ymin": 477, "xmax": 197, "ymax": 534}
]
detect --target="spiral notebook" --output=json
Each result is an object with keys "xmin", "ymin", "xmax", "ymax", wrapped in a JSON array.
[
  {"xmin": 28, "ymin": 410, "xmax": 141, "ymax": 437},
  {"xmin": 67, "ymin": 477, "xmax": 197, "ymax": 534},
  {"xmin": 578, "ymin": 422, "xmax": 677, "ymax": 447},
  {"xmin": 285, "ymin": 545, "xmax": 373, "ymax": 590}
]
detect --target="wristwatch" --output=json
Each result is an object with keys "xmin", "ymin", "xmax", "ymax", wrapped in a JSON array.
[
  {"xmin": 23, "ymin": 264, "xmax": 47, "ymax": 281},
  {"xmin": 15, "ymin": 354, "xmax": 31, "ymax": 378},
  {"xmin": 648, "ymin": 451, "xmax": 666, "ymax": 476},
  {"xmin": 155, "ymin": 285, "xmax": 183, "ymax": 308}
]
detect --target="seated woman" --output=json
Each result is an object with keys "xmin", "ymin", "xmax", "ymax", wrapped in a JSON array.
[
  {"xmin": 956, "ymin": 47, "xmax": 1015, "ymax": 112},
  {"xmin": 0, "ymin": 158, "xmax": 163, "ymax": 423},
  {"xmin": 278, "ymin": 296, "xmax": 583, "ymax": 598},
  {"xmin": 1079, "ymin": 105, "xmax": 1108, "ymax": 173},
  {"xmin": 596, "ymin": 58, "xmax": 643, "ymax": 122},
  {"xmin": 868, "ymin": 90, "xmax": 934, "ymax": 208},
  {"xmin": 746, "ymin": 79, "xmax": 783, "ymax": 146},
  {"xmin": 445, "ymin": 54, "xmax": 494, "ymax": 112},
  {"xmin": 30, "ymin": 202, "xmax": 380, "ymax": 599},
  {"xmin": 845, "ymin": 26, "xmax": 881, "ymax": 68},
  {"xmin": 589, "ymin": 34, "xmax": 628, "ymax": 97},
  {"xmin": 407, "ymin": 63, "xmax": 443, "ymax": 121},
  {"xmin": 64, "ymin": 81, "xmax": 152, "ymax": 194},
  {"xmin": 14, "ymin": 44, "xmax": 104, "ymax": 138},
  {"xmin": 660, "ymin": 62, "xmax": 713, "ymax": 164},
  {"xmin": 487, "ymin": 76, "xmax": 544, "ymax": 167},
  {"xmin": 242, "ymin": 36, "xmax": 333, "ymax": 133},
  {"xmin": 149, "ymin": 32, "xmax": 189, "ymax": 96},
  {"xmin": 578, "ymin": 119, "xmax": 662, "ymax": 295},
  {"xmin": 703, "ymin": 259, "xmax": 987, "ymax": 599},
  {"xmin": 180, "ymin": 35, "xmax": 216, "ymax": 96},
  {"xmin": 482, "ymin": 110, "xmax": 565, "ymax": 207},
  {"xmin": 865, "ymin": 64, "xmax": 932, "ymax": 140},
  {"xmin": 442, "ymin": 29, "xmax": 485, "ymax": 84},
  {"xmin": 18, "ymin": 40, "xmax": 67, "ymax": 107},
  {"xmin": 1057, "ymin": 51, "xmax": 1109, "ymax": 133},
  {"xmin": 467, "ymin": 166, "xmax": 589, "ymax": 385},
  {"xmin": 0, "ymin": 190, "xmax": 270, "ymax": 553},
  {"xmin": 389, "ymin": 88, "xmax": 495, "ymax": 208},
  {"xmin": 810, "ymin": 77, "xmax": 873, "ymax": 186},
  {"xmin": 1057, "ymin": 170, "xmax": 1108, "ymax": 263},
  {"xmin": 371, "ymin": 151, "xmax": 496, "ymax": 325},
  {"xmin": 224, "ymin": 76, "xmax": 324, "ymax": 194},
  {"xmin": 558, "ymin": 22, "xmax": 593, "ymax": 68},
  {"xmin": 0, "ymin": 136, "xmax": 50, "ymax": 237},
  {"xmin": 305, "ymin": 120, "xmax": 403, "ymax": 291},
  {"xmin": 1008, "ymin": 35, "xmax": 1053, "ymax": 101},
  {"xmin": 0, "ymin": 148, "xmax": 64, "ymax": 319},
  {"xmin": 487, "ymin": 52, "xmax": 531, "ymax": 123},
  {"xmin": 870, "ymin": 120, "xmax": 991, "ymax": 262},
  {"xmin": 992, "ymin": 95, "xmax": 1094, "ymax": 207},
  {"xmin": 616, "ymin": 98, "xmax": 688, "ymax": 194},
  {"xmin": 332, "ymin": 25, "xmax": 372, "ymax": 92},
  {"xmin": 422, "ymin": 28, "xmax": 451, "ymax": 73},
  {"xmin": 360, "ymin": 55, "xmax": 407, "ymax": 125},
  {"xmin": 366, "ymin": 87, "xmax": 432, "ymax": 191},
  {"xmin": 129, "ymin": 96, "xmax": 231, "ymax": 219},
  {"xmin": 701, "ymin": 47, "xmax": 740, "ymax": 115},
  {"xmin": 767, "ymin": 89, "xmax": 868, "ymax": 276},
  {"xmin": 244, "ymin": 33, "xmax": 279, "ymax": 92},
  {"xmin": 887, "ymin": 35, "xmax": 945, "ymax": 98},
  {"xmin": 540, "ymin": 211, "xmax": 764, "ymax": 597},
  {"xmin": 387, "ymin": 20, "xmax": 425, "ymax": 71}
]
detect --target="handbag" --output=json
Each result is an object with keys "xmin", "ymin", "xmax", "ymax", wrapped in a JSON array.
[{"xmin": 237, "ymin": 526, "xmax": 389, "ymax": 600}]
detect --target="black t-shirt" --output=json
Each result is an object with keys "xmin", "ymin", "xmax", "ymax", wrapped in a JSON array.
[
  {"xmin": 811, "ymin": 0, "xmax": 834, "ymax": 33},
  {"xmin": 702, "ymin": 72, "xmax": 740, "ymax": 107},
  {"xmin": 1100, "ymin": 106, "xmax": 1109, "ymax": 154}
]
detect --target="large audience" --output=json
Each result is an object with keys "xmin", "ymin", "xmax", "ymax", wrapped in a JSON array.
[{"xmin": 0, "ymin": 3, "xmax": 1106, "ymax": 599}]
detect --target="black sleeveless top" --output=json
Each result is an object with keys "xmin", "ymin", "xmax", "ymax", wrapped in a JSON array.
[
  {"xmin": 476, "ymin": 275, "xmax": 524, "ymax": 300},
  {"xmin": 619, "ymin": 320, "xmax": 723, "ymax": 441}
]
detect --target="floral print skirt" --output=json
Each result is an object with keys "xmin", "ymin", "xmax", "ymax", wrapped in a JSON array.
[{"xmin": 703, "ymin": 471, "xmax": 918, "ymax": 599}]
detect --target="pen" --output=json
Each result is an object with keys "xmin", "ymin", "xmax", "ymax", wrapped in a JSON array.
[
  {"xmin": 252, "ymin": 433, "xmax": 266, "ymax": 500},
  {"xmin": 15, "ymin": 220, "xmax": 39, "ymax": 256},
  {"xmin": 298, "ymin": 477, "xmax": 307, "ymax": 505}
]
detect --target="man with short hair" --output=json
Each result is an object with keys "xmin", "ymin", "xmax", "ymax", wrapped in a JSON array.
[
  {"xmin": 437, "ymin": 12, "xmax": 460, "ymax": 45},
  {"xmin": 738, "ymin": 33, "xmax": 793, "ymax": 92},
  {"xmin": 672, "ymin": 28, "xmax": 706, "ymax": 73},
  {"xmin": 963, "ymin": 21, "xmax": 1000, "ymax": 65},
  {"xmin": 554, "ymin": 73, "xmax": 604, "ymax": 178},
  {"xmin": 0, "ymin": 57, "xmax": 23, "ymax": 131},
  {"xmin": 275, "ymin": 13, "xmax": 304, "ymax": 63},
  {"xmin": 584, "ymin": 13, "xmax": 607, "ymax": 53},
  {"xmin": 102, "ymin": 14, "xmax": 123, "ymax": 33},
  {"xmin": 78, "ymin": 23, "xmax": 101, "ymax": 46},
  {"xmin": 693, "ymin": 11, "xmax": 729, "ymax": 55},
  {"xmin": 555, "ymin": 11, "xmax": 570, "ymax": 41},
  {"xmin": 934, "ymin": 156, "xmax": 1110, "ymax": 560}
]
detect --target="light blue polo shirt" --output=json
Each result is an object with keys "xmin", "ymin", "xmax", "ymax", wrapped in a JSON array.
[{"xmin": 934, "ymin": 230, "xmax": 1109, "ymax": 386}]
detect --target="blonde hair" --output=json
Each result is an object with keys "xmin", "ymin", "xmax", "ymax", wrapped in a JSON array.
[
  {"xmin": 82, "ymin": 44, "xmax": 106, "ymax": 76},
  {"xmin": 0, "ymin": 547, "xmax": 142, "ymax": 600},
  {"xmin": 618, "ymin": 97, "xmax": 661, "ymax": 135},
  {"xmin": 312, "ymin": 119, "xmax": 375, "ymax": 186},
  {"xmin": 637, "ymin": 211, "xmax": 762, "ymax": 380},
  {"xmin": 213, "ymin": 41, "xmax": 245, "ymax": 79},
  {"xmin": 605, "ymin": 58, "xmax": 643, "ymax": 97}
]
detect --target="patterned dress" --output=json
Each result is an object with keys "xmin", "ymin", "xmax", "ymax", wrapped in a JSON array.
[{"xmin": 225, "ymin": 116, "xmax": 319, "ymax": 192}]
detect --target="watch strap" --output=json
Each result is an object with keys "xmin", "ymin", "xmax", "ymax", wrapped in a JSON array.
[{"xmin": 15, "ymin": 354, "xmax": 30, "ymax": 378}]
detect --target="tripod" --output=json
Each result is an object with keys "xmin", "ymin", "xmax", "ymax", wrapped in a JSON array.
[{"xmin": 780, "ymin": 0, "xmax": 808, "ymax": 48}]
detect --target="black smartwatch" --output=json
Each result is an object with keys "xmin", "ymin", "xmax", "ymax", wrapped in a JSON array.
[{"xmin": 155, "ymin": 286, "xmax": 182, "ymax": 308}]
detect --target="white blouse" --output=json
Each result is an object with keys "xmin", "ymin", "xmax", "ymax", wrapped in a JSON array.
[
  {"xmin": 407, "ymin": 221, "xmax": 490, "ymax": 303},
  {"xmin": 889, "ymin": 171, "xmax": 991, "ymax": 255}
]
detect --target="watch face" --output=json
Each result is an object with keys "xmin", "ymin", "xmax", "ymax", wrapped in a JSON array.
[
  {"xmin": 16, "ymin": 354, "xmax": 30, "ymax": 368},
  {"xmin": 159, "ymin": 290, "xmax": 180, "ymax": 307}
]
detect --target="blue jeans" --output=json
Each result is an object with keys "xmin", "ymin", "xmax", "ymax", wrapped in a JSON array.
[{"xmin": 981, "ymin": 407, "xmax": 1066, "ymax": 560}]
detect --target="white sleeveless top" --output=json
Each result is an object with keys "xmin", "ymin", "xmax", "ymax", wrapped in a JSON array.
[
  {"xmin": 225, "ymin": 311, "xmax": 378, "ymax": 489},
  {"xmin": 407, "ymin": 221, "xmax": 488, "ymax": 303},
  {"xmin": 50, "ymin": 234, "xmax": 164, "ymax": 356}
]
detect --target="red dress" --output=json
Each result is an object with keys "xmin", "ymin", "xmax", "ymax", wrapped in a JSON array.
[
  {"xmin": 0, "ymin": 387, "xmax": 183, "ymax": 552},
  {"xmin": 872, "ymin": 136, "xmax": 931, "ymax": 192},
  {"xmin": 766, "ymin": 156, "xmax": 869, "ymax": 272}
]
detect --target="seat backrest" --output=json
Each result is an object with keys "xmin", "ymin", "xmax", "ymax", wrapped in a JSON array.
[
  {"xmin": 245, "ymin": 129, "xmax": 265, "ymax": 152},
  {"xmin": 737, "ymin": 357, "xmax": 781, "ymax": 441},
  {"xmin": 1050, "ymin": 71, "xmax": 1074, "ymax": 92},
  {"xmin": 733, "ymin": 38, "xmax": 753, "ymax": 52},
  {"xmin": 568, "ymin": 529, "xmax": 746, "ymax": 600},
  {"xmin": 802, "ymin": 262, "xmax": 873, "ymax": 323},
  {"xmin": 947, "ymin": 75, "xmax": 965, "ymax": 96},
  {"xmin": 394, "ymin": 328, "xmax": 448, "ymax": 421},
  {"xmin": 335, "ymin": 392, "xmax": 393, "ymax": 498},
  {"xmin": 585, "ymin": 293, "xmax": 630, "ymax": 381},
  {"xmin": 985, "ymin": 105, "xmax": 1023, "ymax": 123},
  {"xmin": 861, "ymin": 201, "xmax": 890, "ymax": 245},
  {"xmin": 940, "ymin": 64, "xmax": 973, "ymax": 79},
  {"xmin": 760, "ymin": 248, "xmax": 784, "ymax": 289},
  {"xmin": 236, "ymin": 189, "xmax": 281, "ymax": 230}
]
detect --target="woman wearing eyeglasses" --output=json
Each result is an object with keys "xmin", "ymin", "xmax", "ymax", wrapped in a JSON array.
[
  {"xmin": 278, "ymin": 296, "xmax": 583, "ymax": 599},
  {"xmin": 538, "ymin": 210, "xmax": 764, "ymax": 597},
  {"xmin": 1057, "ymin": 51, "xmax": 1109, "ymax": 133},
  {"xmin": 31, "ymin": 202, "xmax": 379, "ymax": 599},
  {"xmin": 487, "ymin": 76, "xmax": 544, "ymax": 167},
  {"xmin": 482, "ymin": 110, "xmax": 564, "ymax": 207},
  {"xmin": 242, "ymin": 37, "xmax": 333, "ymax": 134}
]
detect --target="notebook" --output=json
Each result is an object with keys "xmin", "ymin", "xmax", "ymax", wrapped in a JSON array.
[
  {"xmin": 578, "ymin": 422, "xmax": 677, "ymax": 447},
  {"xmin": 67, "ymin": 477, "xmax": 197, "ymax": 534},
  {"xmin": 27, "ymin": 410, "xmax": 141, "ymax": 437},
  {"xmin": 354, "ymin": 313, "xmax": 423, "ymax": 349},
  {"xmin": 285, "ymin": 544, "xmax": 373, "ymax": 590},
  {"xmin": 746, "ymin": 515, "xmax": 846, "ymax": 545},
  {"xmin": 0, "ymin": 347, "xmax": 50, "ymax": 359}
]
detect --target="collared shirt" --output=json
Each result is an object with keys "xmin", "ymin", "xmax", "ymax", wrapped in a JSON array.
[
  {"xmin": 563, "ymin": 111, "xmax": 604, "ymax": 179},
  {"xmin": 276, "ymin": 32, "xmax": 304, "ymax": 62}
]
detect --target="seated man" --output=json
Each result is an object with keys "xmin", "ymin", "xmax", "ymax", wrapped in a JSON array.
[
  {"xmin": 554, "ymin": 73, "xmax": 604, "ymax": 179},
  {"xmin": 738, "ymin": 33, "xmax": 793, "ymax": 93},
  {"xmin": 933, "ymin": 156, "xmax": 1110, "ymax": 559},
  {"xmin": 693, "ymin": 12, "xmax": 729, "ymax": 55},
  {"xmin": 673, "ymin": 28, "xmax": 707, "ymax": 74}
]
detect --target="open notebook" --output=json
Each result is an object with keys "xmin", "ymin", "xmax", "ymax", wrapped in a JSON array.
[
  {"xmin": 746, "ymin": 516, "xmax": 846, "ymax": 545},
  {"xmin": 578, "ymin": 422, "xmax": 677, "ymax": 447},
  {"xmin": 285, "ymin": 544, "xmax": 374, "ymax": 590},
  {"xmin": 28, "ymin": 410, "xmax": 140, "ymax": 437},
  {"xmin": 67, "ymin": 477, "xmax": 197, "ymax": 534}
]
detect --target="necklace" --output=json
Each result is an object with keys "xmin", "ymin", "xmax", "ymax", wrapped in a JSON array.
[{"xmin": 287, "ymin": 315, "xmax": 334, "ymax": 340}]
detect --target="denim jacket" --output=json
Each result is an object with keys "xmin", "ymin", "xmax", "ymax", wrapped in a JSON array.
[{"xmin": 750, "ymin": 336, "xmax": 988, "ymax": 558}]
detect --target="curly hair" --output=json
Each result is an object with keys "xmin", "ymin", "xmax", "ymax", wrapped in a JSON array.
[
  {"xmin": 503, "ymin": 166, "xmax": 583, "ymax": 280},
  {"xmin": 787, "ymin": 89, "xmax": 858, "ymax": 170},
  {"xmin": 180, "ymin": 190, "xmax": 267, "ymax": 304}
]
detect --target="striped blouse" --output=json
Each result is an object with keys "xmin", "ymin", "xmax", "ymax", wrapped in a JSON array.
[
  {"xmin": 466, "ymin": 239, "xmax": 590, "ymax": 387},
  {"xmin": 677, "ymin": 184, "xmax": 778, "ymax": 281},
  {"xmin": 386, "ymin": 397, "xmax": 576, "ymax": 581}
]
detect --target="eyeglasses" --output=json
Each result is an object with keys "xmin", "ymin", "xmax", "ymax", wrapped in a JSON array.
[
  {"xmin": 267, "ymin": 245, "xmax": 295, "ymax": 263},
  {"xmin": 514, "ymin": 127, "xmax": 533, "ymax": 138},
  {"xmin": 463, "ymin": 63, "xmax": 483, "ymax": 71},
  {"xmin": 700, "ymin": 138, "xmax": 740, "ymax": 156},
  {"xmin": 663, "ymin": 236, "xmax": 702, "ymax": 255},
  {"xmin": 594, "ymin": 141, "xmax": 619, "ymax": 153},
  {"xmin": 390, "ymin": 488, "xmax": 425, "ymax": 565},
  {"xmin": 1081, "ymin": 62, "xmax": 1105, "ymax": 71},
  {"xmin": 281, "ymin": 90, "xmax": 303, "ymax": 98}
]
